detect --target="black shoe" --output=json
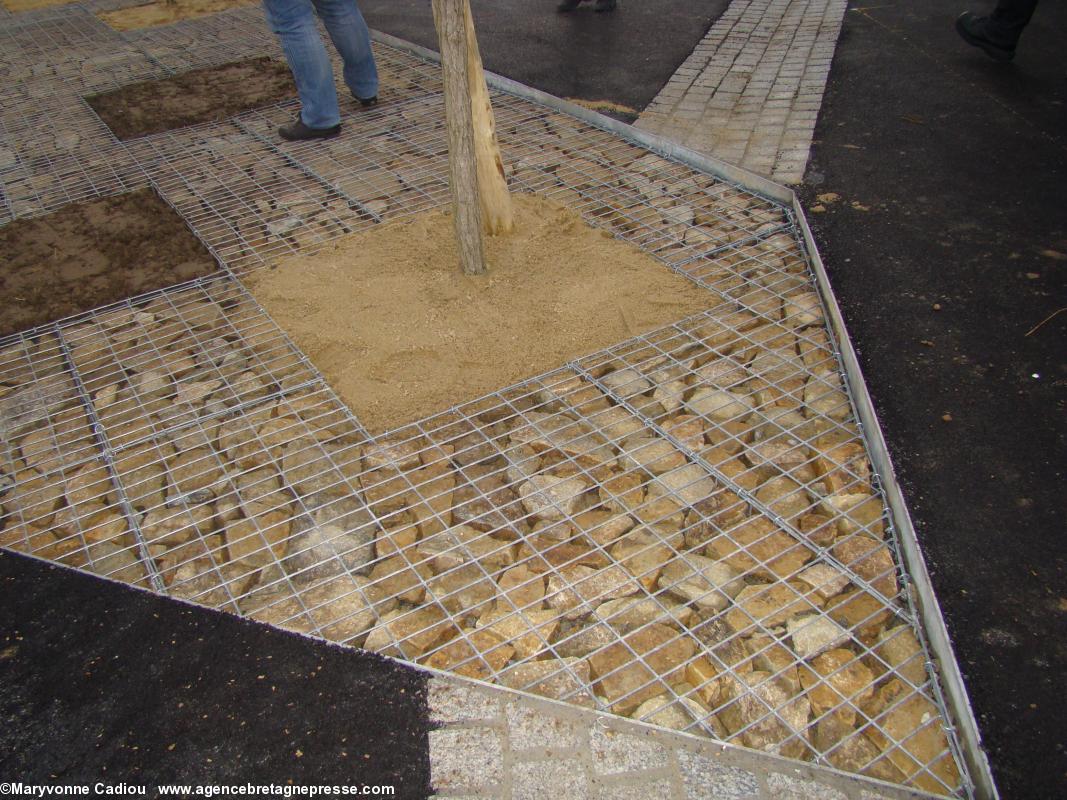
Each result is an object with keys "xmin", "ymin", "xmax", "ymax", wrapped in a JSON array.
[
  {"xmin": 354, "ymin": 94, "xmax": 378, "ymax": 108},
  {"xmin": 594, "ymin": 0, "xmax": 616, "ymax": 11},
  {"xmin": 279, "ymin": 117, "xmax": 341, "ymax": 141},
  {"xmin": 557, "ymin": 0, "xmax": 587, "ymax": 12},
  {"xmin": 955, "ymin": 11, "xmax": 1015, "ymax": 62}
]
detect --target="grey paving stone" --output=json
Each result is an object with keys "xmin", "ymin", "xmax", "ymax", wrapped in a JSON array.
[
  {"xmin": 590, "ymin": 725, "xmax": 670, "ymax": 775},
  {"xmin": 677, "ymin": 750, "xmax": 760, "ymax": 800},
  {"xmin": 590, "ymin": 777, "xmax": 677, "ymax": 800},
  {"xmin": 635, "ymin": 0, "xmax": 847, "ymax": 182},
  {"xmin": 766, "ymin": 772, "xmax": 849, "ymax": 800},
  {"xmin": 512, "ymin": 758, "xmax": 590, "ymax": 800},
  {"xmin": 429, "ymin": 727, "xmax": 504, "ymax": 792},
  {"xmin": 503, "ymin": 700, "xmax": 581, "ymax": 752},
  {"xmin": 429, "ymin": 679, "xmax": 502, "ymax": 724}
]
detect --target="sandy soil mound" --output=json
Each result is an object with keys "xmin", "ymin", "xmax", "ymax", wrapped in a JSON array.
[{"xmin": 248, "ymin": 194, "xmax": 713, "ymax": 433}]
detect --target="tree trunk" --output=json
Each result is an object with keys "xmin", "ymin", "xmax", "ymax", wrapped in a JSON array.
[
  {"xmin": 463, "ymin": 0, "xmax": 513, "ymax": 235},
  {"xmin": 432, "ymin": 0, "xmax": 486, "ymax": 275}
]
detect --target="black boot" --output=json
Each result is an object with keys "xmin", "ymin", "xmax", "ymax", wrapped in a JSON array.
[
  {"xmin": 955, "ymin": 10, "xmax": 1017, "ymax": 61},
  {"xmin": 279, "ymin": 115, "xmax": 341, "ymax": 142},
  {"xmin": 594, "ymin": 0, "xmax": 616, "ymax": 11},
  {"xmin": 557, "ymin": 0, "xmax": 587, "ymax": 12}
]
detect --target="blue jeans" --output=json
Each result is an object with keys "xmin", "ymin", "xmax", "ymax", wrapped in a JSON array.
[{"xmin": 263, "ymin": 0, "xmax": 379, "ymax": 129}]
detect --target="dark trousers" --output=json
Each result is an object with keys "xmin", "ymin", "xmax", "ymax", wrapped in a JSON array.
[{"xmin": 990, "ymin": 0, "xmax": 1039, "ymax": 43}]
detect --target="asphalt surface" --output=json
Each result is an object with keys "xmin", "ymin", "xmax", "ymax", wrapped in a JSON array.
[
  {"xmin": 360, "ymin": 0, "xmax": 730, "ymax": 119},
  {"xmin": 0, "ymin": 551, "xmax": 433, "ymax": 797},
  {"xmin": 797, "ymin": 2, "xmax": 1067, "ymax": 795}
]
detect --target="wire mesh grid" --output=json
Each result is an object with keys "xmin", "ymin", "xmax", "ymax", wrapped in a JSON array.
[
  {"xmin": 0, "ymin": 9, "xmax": 440, "ymax": 225},
  {"xmin": 0, "ymin": 6, "xmax": 161, "ymax": 93},
  {"xmin": 0, "ymin": 9, "xmax": 161, "ymax": 219},
  {"xmin": 142, "ymin": 90, "xmax": 793, "ymax": 278},
  {"xmin": 1, "ymin": 275, "xmax": 970, "ymax": 797},
  {"xmin": 0, "ymin": 8, "xmax": 971, "ymax": 797},
  {"xmin": 133, "ymin": 119, "xmax": 372, "ymax": 271},
  {"xmin": 111, "ymin": 4, "xmax": 281, "ymax": 75},
  {"xmin": 0, "ymin": 128, "xmax": 148, "ymax": 219}
]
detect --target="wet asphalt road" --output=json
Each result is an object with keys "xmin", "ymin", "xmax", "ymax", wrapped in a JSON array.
[{"xmin": 360, "ymin": 0, "xmax": 729, "ymax": 118}]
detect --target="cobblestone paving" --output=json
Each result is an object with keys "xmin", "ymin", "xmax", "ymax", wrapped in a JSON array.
[
  {"xmin": 428, "ymin": 677, "xmax": 940, "ymax": 800},
  {"xmin": 636, "ymin": 0, "xmax": 847, "ymax": 185}
]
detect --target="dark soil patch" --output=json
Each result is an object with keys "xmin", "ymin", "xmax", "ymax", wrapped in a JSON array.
[
  {"xmin": 0, "ymin": 549, "xmax": 433, "ymax": 795},
  {"xmin": 86, "ymin": 57, "xmax": 294, "ymax": 140},
  {"xmin": 0, "ymin": 188, "xmax": 217, "ymax": 338}
]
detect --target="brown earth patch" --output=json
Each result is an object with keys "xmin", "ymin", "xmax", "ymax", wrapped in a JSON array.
[
  {"xmin": 1, "ymin": 0, "xmax": 70, "ymax": 12},
  {"xmin": 247, "ymin": 193, "xmax": 713, "ymax": 433},
  {"xmin": 97, "ymin": 0, "xmax": 255, "ymax": 31},
  {"xmin": 0, "ymin": 188, "xmax": 218, "ymax": 338},
  {"xmin": 86, "ymin": 57, "xmax": 294, "ymax": 141}
]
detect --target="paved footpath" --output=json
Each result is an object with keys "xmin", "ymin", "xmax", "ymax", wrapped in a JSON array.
[{"xmin": 635, "ymin": 0, "xmax": 847, "ymax": 184}]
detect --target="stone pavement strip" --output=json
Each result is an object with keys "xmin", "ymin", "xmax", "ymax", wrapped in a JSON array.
[
  {"xmin": 427, "ymin": 676, "xmax": 941, "ymax": 800},
  {"xmin": 636, "ymin": 0, "xmax": 847, "ymax": 185}
]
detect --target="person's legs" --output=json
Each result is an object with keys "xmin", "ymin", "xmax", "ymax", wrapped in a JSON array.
[
  {"xmin": 988, "ymin": 0, "xmax": 1039, "ymax": 43},
  {"xmin": 312, "ymin": 0, "xmax": 378, "ymax": 102},
  {"xmin": 956, "ymin": 0, "xmax": 1039, "ymax": 60},
  {"xmin": 263, "ymin": 0, "xmax": 340, "ymax": 128}
]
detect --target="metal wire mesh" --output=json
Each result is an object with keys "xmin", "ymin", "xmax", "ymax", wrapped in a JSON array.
[
  {"xmin": 0, "ymin": 6, "xmax": 971, "ymax": 797},
  {"xmin": 112, "ymin": 4, "xmax": 280, "ymax": 75}
]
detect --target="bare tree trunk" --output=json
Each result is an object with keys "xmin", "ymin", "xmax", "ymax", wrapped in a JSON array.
[
  {"xmin": 432, "ymin": 0, "xmax": 486, "ymax": 275},
  {"xmin": 463, "ymin": 0, "xmax": 513, "ymax": 236}
]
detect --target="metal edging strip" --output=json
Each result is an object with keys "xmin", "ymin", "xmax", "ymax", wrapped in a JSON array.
[{"xmin": 370, "ymin": 26, "xmax": 1000, "ymax": 798}]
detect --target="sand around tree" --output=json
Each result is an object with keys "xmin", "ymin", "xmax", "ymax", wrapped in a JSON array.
[
  {"xmin": 248, "ymin": 194, "xmax": 713, "ymax": 433},
  {"xmin": 1, "ymin": 0, "xmax": 69, "ymax": 11}
]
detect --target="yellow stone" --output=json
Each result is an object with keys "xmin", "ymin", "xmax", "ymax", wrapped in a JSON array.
[
  {"xmin": 707, "ymin": 516, "xmax": 812, "ymax": 581},
  {"xmin": 302, "ymin": 575, "xmax": 393, "ymax": 644},
  {"xmin": 497, "ymin": 565, "xmax": 546, "ymax": 612},
  {"xmin": 799, "ymin": 648, "xmax": 875, "ymax": 725},
  {"xmin": 169, "ymin": 449, "xmax": 222, "ymax": 494},
  {"xmin": 476, "ymin": 608, "xmax": 559, "ymax": 660},
  {"xmin": 364, "ymin": 606, "xmax": 453, "ymax": 659},
  {"xmin": 65, "ymin": 461, "xmax": 114, "ymax": 509},
  {"xmin": 589, "ymin": 622, "xmax": 697, "ymax": 715},
  {"xmin": 611, "ymin": 530, "xmax": 674, "ymax": 590},
  {"xmin": 422, "ymin": 629, "xmax": 514, "ymax": 680},
  {"xmin": 831, "ymin": 535, "xmax": 898, "ymax": 598},
  {"xmin": 368, "ymin": 555, "xmax": 433, "ymax": 605},
  {"xmin": 866, "ymin": 679, "xmax": 961, "ymax": 793},
  {"xmin": 876, "ymin": 625, "xmax": 928, "ymax": 686},
  {"xmin": 224, "ymin": 511, "xmax": 291, "ymax": 567},
  {"xmin": 685, "ymin": 656, "xmax": 721, "ymax": 706},
  {"xmin": 725, "ymin": 582, "xmax": 823, "ymax": 634},
  {"xmin": 374, "ymin": 524, "xmax": 420, "ymax": 560}
]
